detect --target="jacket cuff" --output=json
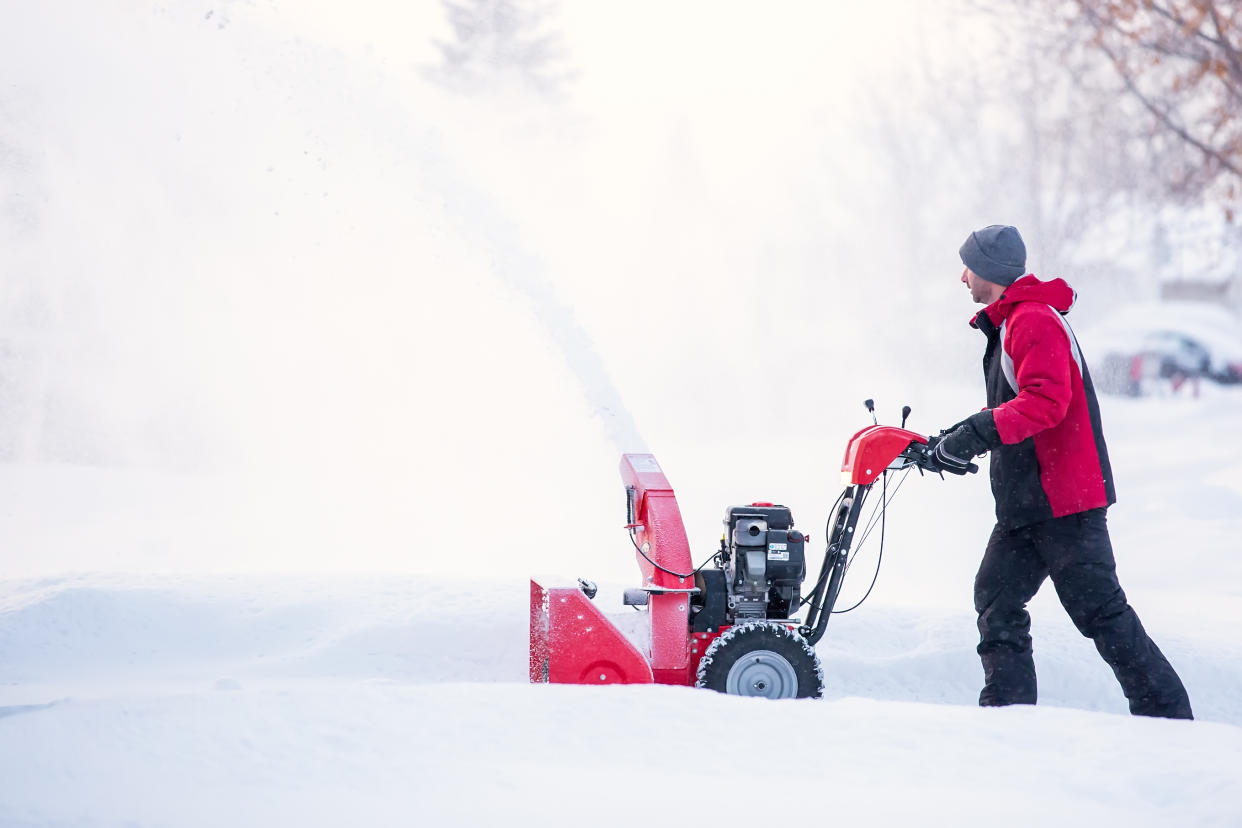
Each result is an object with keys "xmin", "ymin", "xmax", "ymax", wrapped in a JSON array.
[{"xmin": 968, "ymin": 410, "xmax": 1002, "ymax": 451}]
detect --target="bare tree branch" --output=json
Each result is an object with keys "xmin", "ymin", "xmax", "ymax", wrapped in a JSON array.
[
  {"xmin": 1055, "ymin": 0, "xmax": 1242, "ymax": 206},
  {"xmin": 1207, "ymin": 2, "xmax": 1242, "ymax": 86},
  {"xmin": 1103, "ymin": 39, "xmax": 1242, "ymax": 177}
]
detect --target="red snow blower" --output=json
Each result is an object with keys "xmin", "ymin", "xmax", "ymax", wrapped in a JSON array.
[{"xmin": 530, "ymin": 403, "xmax": 975, "ymax": 698}]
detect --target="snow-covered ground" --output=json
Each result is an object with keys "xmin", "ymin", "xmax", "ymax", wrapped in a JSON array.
[{"xmin": 3, "ymin": 389, "xmax": 1242, "ymax": 827}]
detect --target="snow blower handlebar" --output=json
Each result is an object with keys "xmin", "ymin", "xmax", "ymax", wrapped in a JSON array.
[{"xmin": 800, "ymin": 425, "xmax": 972, "ymax": 645}]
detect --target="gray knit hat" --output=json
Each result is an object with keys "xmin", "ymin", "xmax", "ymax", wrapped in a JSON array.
[{"xmin": 959, "ymin": 225, "xmax": 1026, "ymax": 286}]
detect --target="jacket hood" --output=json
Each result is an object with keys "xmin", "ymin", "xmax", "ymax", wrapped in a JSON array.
[{"xmin": 971, "ymin": 274, "xmax": 1077, "ymax": 328}]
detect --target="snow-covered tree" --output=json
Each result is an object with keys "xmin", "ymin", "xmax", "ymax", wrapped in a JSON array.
[{"xmin": 427, "ymin": 0, "xmax": 570, "ymax": 97}]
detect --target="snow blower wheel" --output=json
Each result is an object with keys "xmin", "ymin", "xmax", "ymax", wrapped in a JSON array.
[{"xmin": 695, "ymin": 622, "xmax": 824, "ymax": 699}]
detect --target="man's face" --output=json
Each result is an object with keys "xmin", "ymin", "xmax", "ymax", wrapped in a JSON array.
[{"xmin": 961, "ymin": 267, "xmax": 996, "ymax": 305}]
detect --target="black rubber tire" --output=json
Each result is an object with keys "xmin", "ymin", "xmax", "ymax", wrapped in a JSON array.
[{"xmin": 695, "ymin": 621, "xmax": 824, "ymax": 699}]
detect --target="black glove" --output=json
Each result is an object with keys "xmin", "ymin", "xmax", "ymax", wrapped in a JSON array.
[
  {"xmin": 928, "ymin": 411, "xmax": 1000, "ymax": 474},
  {"xmin": 924, "ymin": 435, "xmax": 972, "ymax": 475}
]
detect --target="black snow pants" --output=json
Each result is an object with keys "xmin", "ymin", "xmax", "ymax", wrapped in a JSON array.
[{"xmin": 973, "ymin": 508, "xmax": 1192, "ymax": 719}]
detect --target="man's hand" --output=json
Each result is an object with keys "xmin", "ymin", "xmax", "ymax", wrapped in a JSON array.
[
  {"xmin": 925, "ymin": 435, "xmax": 973, "ymax": 475},
  {"xmin": 927, "ymin": 411, "xmax": 1000, "ymax": 475}
]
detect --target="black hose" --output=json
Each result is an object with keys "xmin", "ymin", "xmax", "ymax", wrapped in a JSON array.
[{"xmin": 626, "ymin": 529, "xmax": 716, "ymax": 579}]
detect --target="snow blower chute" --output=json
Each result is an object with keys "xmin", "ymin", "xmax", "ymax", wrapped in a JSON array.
[{"xmin": 530, "ymin": 408, "xmax": 974, "ymax": 698}]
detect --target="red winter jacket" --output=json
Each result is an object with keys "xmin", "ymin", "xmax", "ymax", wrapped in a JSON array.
[{"xmin": 969, "ymin": 275, "xmax": 1116, "ymax": 529}]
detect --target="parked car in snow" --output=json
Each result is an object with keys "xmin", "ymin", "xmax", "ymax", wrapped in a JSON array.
[{"xmin": 1083, "ymin": 302, "xmax": 1242, "ymax": 396}]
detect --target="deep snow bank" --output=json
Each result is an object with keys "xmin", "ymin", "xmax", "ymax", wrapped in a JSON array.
[
  {"xmin": 4, "ymin": 574, "xmax": 1242, "ymax": 827},
  {"xmin": 1, "ymin": 674, "xmax": 1240, "ymax": 827}
]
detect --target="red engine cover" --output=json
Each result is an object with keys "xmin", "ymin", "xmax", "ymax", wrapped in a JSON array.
[{"xmin": 841, "ymin": 426, "xmax": 927, "ymax": 485}]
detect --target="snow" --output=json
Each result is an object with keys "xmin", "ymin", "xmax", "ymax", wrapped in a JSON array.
[
  {"xmin": 3, "ymin": 391, "xmax": 1242, "ymax": 826},
  {"xmin": 3, "ymin": 2, "xmax": 1242, "ymax": 826}
]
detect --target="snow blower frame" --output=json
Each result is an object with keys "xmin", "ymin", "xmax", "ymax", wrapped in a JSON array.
[{"xmin": 530, "ymin": 420, "xmax": 972, "ymax": 698}]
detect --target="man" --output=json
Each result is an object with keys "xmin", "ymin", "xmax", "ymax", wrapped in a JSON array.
[{"xmin": 928, "ymin": 224, "xmax": 1192, "ymax": 719}]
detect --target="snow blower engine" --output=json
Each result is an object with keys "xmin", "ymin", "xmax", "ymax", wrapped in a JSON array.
[{"xmin": 530, "ymin": 403, "xmax": 975, "ymax": 699}]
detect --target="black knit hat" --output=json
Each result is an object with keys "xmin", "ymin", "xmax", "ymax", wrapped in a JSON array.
[{"xmin": 959, "ymin": 225, "xmax": 1026, "ymax": 286}]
